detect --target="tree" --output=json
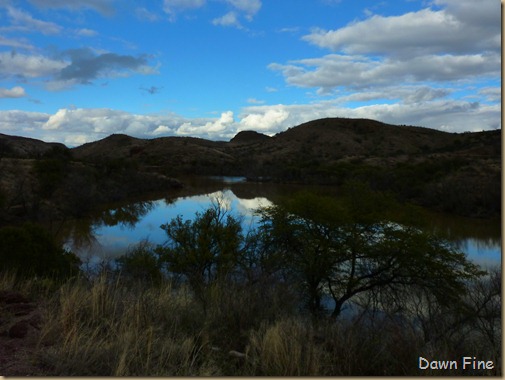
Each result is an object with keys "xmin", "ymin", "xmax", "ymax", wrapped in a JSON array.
[
  {"xmin": 156, "ymin": 203, "xmax": 244, "ymax": 308},
  {"xmin": 115, "ymin": 241, "xmax": 164, "ymax": 285},
  {"xmin": 257, "ymin": 182, "xmax": 484, "ymax": 318}
]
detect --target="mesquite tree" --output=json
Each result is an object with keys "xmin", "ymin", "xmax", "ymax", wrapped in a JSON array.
[{"xmin": 257, "ymin": 182, "xmax": 484, "ymax": 318}]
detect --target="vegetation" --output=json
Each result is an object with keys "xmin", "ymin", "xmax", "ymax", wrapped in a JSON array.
[
  {"xmin": 256, "ymin": 183, "xmax": 484, "ymax": 318},
  {"xmin": 0, "ymin": 223, "xmax": 81, "ymax": 280},
  {"xmin": 8, "ymin": 184, "xmax": 487, "ymax": 375}
]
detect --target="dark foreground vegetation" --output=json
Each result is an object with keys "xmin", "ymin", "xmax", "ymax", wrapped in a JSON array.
[{"xmin": 0, "ymin": 182, "xmax": 500, "ymax": 376}]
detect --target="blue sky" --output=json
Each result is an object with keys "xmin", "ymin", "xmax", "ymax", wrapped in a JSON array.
[{"xmin": 0, "ymin": 0, "xmax": 500, "ymax": 146}]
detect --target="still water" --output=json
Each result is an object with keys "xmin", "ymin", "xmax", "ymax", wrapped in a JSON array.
[{"xmin": 61, "ymin": 177, "xmax": 501, "ymax": 269}]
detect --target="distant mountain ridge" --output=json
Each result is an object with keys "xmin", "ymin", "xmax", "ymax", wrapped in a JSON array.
[{"xmin": 0, "ymin": 118, "xmax": 500, "ymax": 219}]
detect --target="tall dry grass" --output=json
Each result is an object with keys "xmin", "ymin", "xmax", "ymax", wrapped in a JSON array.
[
  {"xmin": 37, "ymin": 275, "xmax": 210, "ymax": 376},
  {"xmin": 0, "ymin": 270, "xmax": 500, "ymax": 376}
]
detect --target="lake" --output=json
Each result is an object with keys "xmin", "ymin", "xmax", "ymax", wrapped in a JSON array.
[{"xmin": 60, "ymin": 176, "xmax": 501, "ymax": 270}]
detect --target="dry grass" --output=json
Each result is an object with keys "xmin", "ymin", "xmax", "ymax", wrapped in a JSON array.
[
  {"xmin": 36, "ymin": 275, "xmax": 207, "ymax": 376},
  {"xmin": 0, "ymin": 270, "xmax": 500, "ymax": 376}
]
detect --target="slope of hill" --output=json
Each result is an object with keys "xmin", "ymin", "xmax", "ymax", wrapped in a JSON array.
[
  {"xmin": 0, "ymin": 133, "xmax": 67, "ymax": 159},
  {"xmin": 0, "ymin": 118, "xmax": 500, "ymax": 220}
]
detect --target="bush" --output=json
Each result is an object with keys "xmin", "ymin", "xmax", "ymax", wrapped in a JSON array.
[
  {"xmin": 0, "ymin": 223, "xmax": 81, "ymax": 280},
  {"xmin": 115, "ymin": 241, "xmax": 164, "ymax": 285}
]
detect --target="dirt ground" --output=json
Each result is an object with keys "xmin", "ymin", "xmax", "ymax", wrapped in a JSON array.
[{"xmin": 0, "ymin": 291, "xmax": 48, "ymax": 376}]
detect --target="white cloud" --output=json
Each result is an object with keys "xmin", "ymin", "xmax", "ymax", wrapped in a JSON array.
[
  {"xmin": 333, "ymin": 86, "xmax": 452, "ymax": 105},
  {"xmin": 163, "ymin": 0, "xmax": 206, "ymax": 20},
  {"xmin": 176, "ymin": 111, "xmax": 236, "ymax": 139},
  {"xmin": 238, "ymin": 99, "xmax": 500, "ymax": 134},
  {"xmin": 212, "ymin": 12, "xmax": 241, "ymax": 28},
  {"xmin": 0, "ymin": 86, "xmax": 26, "ymax": 98},
  {"xmin": 0, "ymin": 110, "xmax": 49, "ymax": 135},
  {"xmin": 225, "ymin": 0, "xmax": 261, "ymax": 20},
  {"xmin": 152, "ymin": 125, "xmax": 172, "ymax": 135},
  {"xmin": 247, "ymin": 98, "xmax": 265, "ymax": 104},
  {"xmin": 0, "ymin": 48, "xmax": 158, "ymax": 90},
  {"xmin": 6, "ymin": 6, "xmax": 62, "ymax": 35},
  {"xmin": 266, "ymin": 0, "xmax": 500, "ymax": 115},
  {"xmin": 478, "ymin": 87, "xmax": 501, "ymax": 103},
  {"xmin": 270, "ymin": 53, "xmax": 499, "ymax": 93},
  {"xmin": 236, "ymin": 196, "xmax": 272, "ymax": 213},
  {"xmin": 302, "ymin": 1, "xmax": 499, "ymax": 56},
  {"xmin": 27, "ymin": 0, "xmax": 116, "ymax": 16},
  {"xmin": 135, "ymin": 7, "xmax": 161, "ymax": 22},
  {"xmin": 75, "ymin": 28, "xmax": 98, "ymax": 37},
  {"xmin": 163, "ymin": 0, "xmax": 261, "ymax": 27},
  {"xmin": 0, "ymin": 35, "xmax": 34, "ymax": 50},
  {"xmin": 239, "ymin": 107, "xmax": 289, "ymax": 133},
  {"xmin": 0, "ymin": 51, "xmax": 66, "ymax": 79}
]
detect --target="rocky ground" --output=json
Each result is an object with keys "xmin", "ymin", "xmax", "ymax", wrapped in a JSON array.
[{"xmin": 0, "ymin": 290, "xmax": 46, "ymax": 376}]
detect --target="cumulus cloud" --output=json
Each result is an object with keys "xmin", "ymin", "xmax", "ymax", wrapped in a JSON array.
[
  {"xmin": 0, "ymin": 86, "xmax": 26, "ymax": 98},
  {"xmin": 239, "ymin": 107, "xmax": 289, "ymax": 133},
  {"xmin": 238, "ymin": 98, "xmax": 500, "ymax": 135},
  {"xmin": 152, "ymin": 125, "xmax": 172, "ymax": 135},
  {"xmin": 0, "ymin": 51, "xmax": 66, "ymax": 79},
  {"xmin": 0, "ymin": 110, "xmax": 49, "ymax": 135},
  {"xmin": 176, "ymin": 111, "xmax": 236, "ymax": 139},
  {"xmin": 213, "ymin": 0, "xmax": 262, "ymax": 28},
  {"xmin": 268, "ymin": 0, "xmax": 499, "ymax": 119},
  {"xmin": 302, "ymin": 1, "xmax": 499, "ymax": 56},
  {"xmin": 0, "ymin": 97, "xmax": 499, "ymax": 148},
  {"xmin": 212, "ymin": 11, "xmax": 241, "ymax": 28},
  {"xmin": 270, "ymin": 53, "xmax": 499, "ymax": 93}
]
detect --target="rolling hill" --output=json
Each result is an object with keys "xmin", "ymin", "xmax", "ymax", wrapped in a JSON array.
[{"xmin": 0, "ymin": 118, "xmax": 501, "ymax": 220}]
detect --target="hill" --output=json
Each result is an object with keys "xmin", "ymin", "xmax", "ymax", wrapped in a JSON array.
[
  {"xmin": 0, "ymin": 133, "xmax": 67, "ymax": 159},
  {"xmin": 0, "ymin": 118, "xmax": 501, "ymax": 220},
  {"xmin": 229, "ymin": 130, "xmax": 270, "ymax": 145}
]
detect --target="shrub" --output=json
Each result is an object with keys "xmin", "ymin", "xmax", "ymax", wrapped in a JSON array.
[
  {"xmin": 115, "ymin": 241, "xmax": 164, "ymax": 285},
  {"xmin": 0, "ymin": 223, "xmax": 81, "ymax": 280}
]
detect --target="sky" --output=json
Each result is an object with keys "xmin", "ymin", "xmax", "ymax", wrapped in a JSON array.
[{"xmin": 0, "ymin": 0, "xmax": 501, "ymax": 147}]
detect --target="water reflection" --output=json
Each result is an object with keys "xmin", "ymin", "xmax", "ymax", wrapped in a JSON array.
[
  {"xmin": 63, "ymin": 189, "xmax": 272, "ymax": 263},
  {"xmin": 61, "ymin": 179, "xmax": 501, "ymax": 268}
]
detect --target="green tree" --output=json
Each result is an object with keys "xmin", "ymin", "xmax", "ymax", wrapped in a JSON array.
[
  {"xmin": 115, "ymin": 241, "xmax": 164, "ymax": 285},
  {"xmin": 156, "ymin": 204, "xmax": 243, "ymax": 308},
  {"xmin": 258, "ymin": 182, "xmax": 484, "ymax": 318}
]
